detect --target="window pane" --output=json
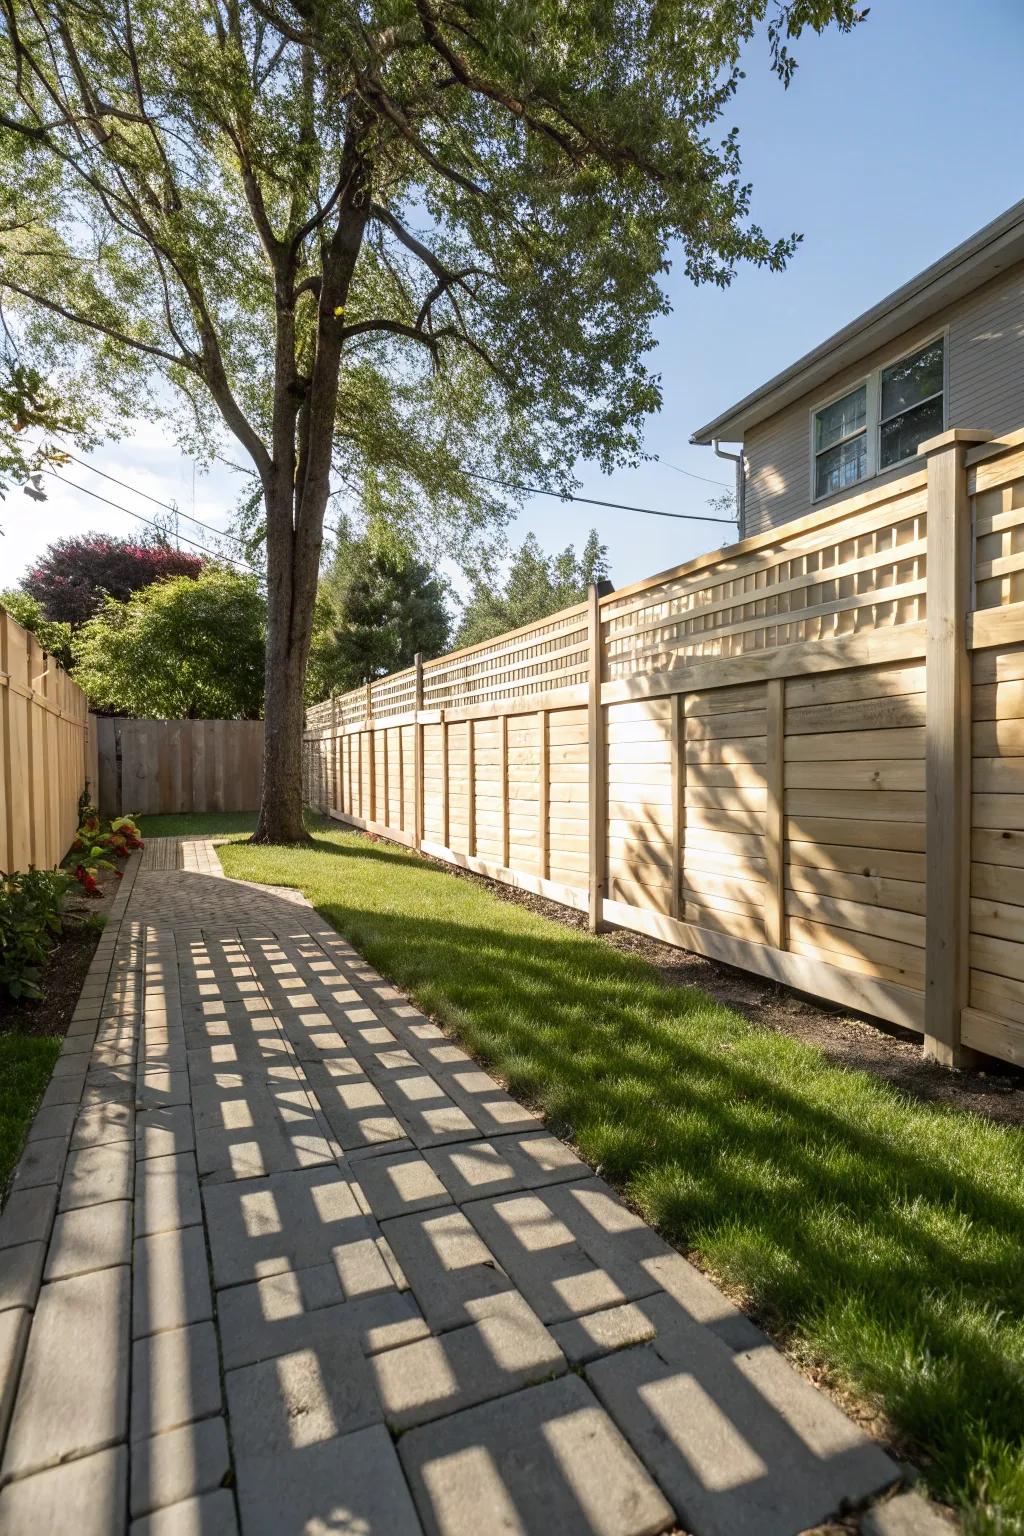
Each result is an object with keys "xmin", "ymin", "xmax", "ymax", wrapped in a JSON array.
[
  {"xmin": 815, "ymin": 386, "xmax": 867, "ymax": 452},
  {"xmin": 815, "ymin": 432, "xmax": 867, "ymax": 499},
  {"xmin": 879, "ymin": 393, "xmax": 944, "ymax": 469},
  {"xmin": 881, "ymin": 340, "xmax": 944, "ymax": 419}
]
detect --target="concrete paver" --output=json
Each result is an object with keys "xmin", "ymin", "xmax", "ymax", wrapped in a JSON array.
[
  {"xmin": 398, "ymin": 1374, "xmax": 674, "ymax": 1536},
  {"xmin": 131, "ymin": 1320, "xmax": 222, "ymax": 1440},
  {"xmin": 3, "ymin": 1265, "xmax": 130, "ymax": 1477},
  {"xmin": 129, "ymin": 1416, "xmax": 231, "ymax": 1519},
  {"xmin": 0, "ymin": 838, "xmax": 913, "ymax": 1535},
  {"xmin": 0, "ymin": 1443, "xmax": 127, "ymax": 1536},
  {"xmin": 130, "ymin": 1488, "xmax": 238, "ymax": 1536}
]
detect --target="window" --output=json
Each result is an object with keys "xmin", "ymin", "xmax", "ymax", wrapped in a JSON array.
[
  {"xmin": 879, "ymin": 340, "xmax": 945, "ymax": 469},
  {"xmin": 811, "ymin": 335, "xmax": 945, "ymax": 500},
  {"xmin": 814, "ymin": 384, "xmax": 868, "ymax": 500}
]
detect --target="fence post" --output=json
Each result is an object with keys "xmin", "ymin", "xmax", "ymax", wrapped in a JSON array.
[
  {"xmin": 537, "ymin": 709, "xmax": 549, "ymax": 882},
  {"xmin": 440, "ymin": 717, "xmax": 449, "ymax": 848},
  {"xmin": 499, "ymin": 712, "xmax": 509, "ymax": 868},
  {"xmin": 764, "ymin": 677, "xmax": 786, "ymax": 951},
  {"xmin": 670, "ymin": 696, "xmax": 683, "ymax": 919},
  {"xmin": 413, "ymin": 654, "xmax": 424, "ymax": 850},
  {"xmin": 365, "ymin": 681, "xmax": 376, "ymax": 824},
  {"xmin": 587, "ymin": 583, "xmax": 607, "ymax": 932},
  {"xmin": 331, "ymin": 692, "xmax": 339, "ymax": 815},
  {"xmin": 921, "ymin": 428, "xmax": 991, "ymax": 1066},
  {"xmin": 467, "ymin": 719, "xmax": 476, "ymax": 857}
]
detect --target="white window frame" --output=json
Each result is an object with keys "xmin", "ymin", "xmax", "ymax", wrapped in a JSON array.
[{"xmin": 809, "ymin": 329, "xmax": 948, "ymax": 503}]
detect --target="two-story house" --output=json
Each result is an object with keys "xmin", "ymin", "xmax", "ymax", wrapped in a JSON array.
[{"xmin": 691, "ymin": 198, "xmax": 1024, "ymax": 539}]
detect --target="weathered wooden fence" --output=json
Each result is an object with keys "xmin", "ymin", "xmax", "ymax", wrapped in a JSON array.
[
  {"xmin": 0, "ymin": 609, "xmax": 91, "ymax": 872},
  {"xmin": 304, "ymin": 426, "xmax": 1024, "ymax": 1072},
  {"xmin": 95, "ymin": 718, "xmax": 264, "ymax": 817}
]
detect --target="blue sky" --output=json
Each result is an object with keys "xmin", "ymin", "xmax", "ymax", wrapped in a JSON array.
[{"xmin": 4, "ymin": 0, "xmax": 1023, "ymax": 598}]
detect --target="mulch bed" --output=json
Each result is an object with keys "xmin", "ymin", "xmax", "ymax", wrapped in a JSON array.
[
  {"xmin": 411, "ymin": 844, "xmax": 1024, "ymax": 1128},
  {"xmin": 0, "ymin": 866, "xmax": 123, "ymax": 1041}
]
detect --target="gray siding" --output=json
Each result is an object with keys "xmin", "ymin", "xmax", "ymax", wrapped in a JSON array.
[{"xmin": 742, "ymin": 262, "xmax": 1024, "ymax": 537}]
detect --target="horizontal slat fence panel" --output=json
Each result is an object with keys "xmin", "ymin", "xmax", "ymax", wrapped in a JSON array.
[
  {"xmin": 0, "ymin": 609, "xmax": 90, "ymax": 872},
  {"xmin": 304, "ymin": 427, "xmax": 1024, "ymax": 1071},
  {"xmin": 99, "ymin": 719, "xmax": 264, "ymax": 816}
]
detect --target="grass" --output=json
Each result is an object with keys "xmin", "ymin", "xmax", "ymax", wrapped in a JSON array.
[
  {"xmin": 137, "ymin": 811, "xmax": 258, "ymax": 839},
  {"xmin": 0, "ymin": 1035, "xmax": 61, "ymax": 1191},
  {"xmin": 218, "ymin": 819, "xmax": 1024, "ymax": 1531}
]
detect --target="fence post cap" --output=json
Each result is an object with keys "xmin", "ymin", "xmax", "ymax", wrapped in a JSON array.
[{"xmin": 918, "ymin": 428, "xmax": 993, "ymax": 456}]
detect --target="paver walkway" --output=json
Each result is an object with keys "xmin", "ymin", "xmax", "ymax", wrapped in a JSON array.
[{"xmin": 0, "ymin": 838, "xmax": 927, "ymax": 1536}]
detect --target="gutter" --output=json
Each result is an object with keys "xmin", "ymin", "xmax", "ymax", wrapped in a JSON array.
[{"xmin": 713, "ymin": 440, "xmax": 745, "ymax": 538}]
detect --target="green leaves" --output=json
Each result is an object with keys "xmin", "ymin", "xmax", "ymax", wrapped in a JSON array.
[
  {"xmin": 309, "ymin": 523, "xmax": 451, "ymax": 696},
  {"xmin": 0, "ymin": 868, "xmax": 70, "ymax": 1001},
  {"xmin": 73, "ymin": 567, "xmax": 266, "ymax": 719},
  {"xmin": 456, "ymin": 528, "xmax": 609, "ymax": 648},
  {"xmin": 0, "ymin": 0, "xmax": 865, "ymax": 502}
]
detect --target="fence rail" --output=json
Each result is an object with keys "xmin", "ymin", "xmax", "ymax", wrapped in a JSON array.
[
  {"xmin": 0, "ymin": 610, "xmax": 91, "ymax": 872},
  {"xmin": 305, "ymin": 426, "xmax": 1024, "ymax": 1073}
]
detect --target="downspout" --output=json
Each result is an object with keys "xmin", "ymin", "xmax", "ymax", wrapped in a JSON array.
[{"xmin": 713, "ymin": 440, "xmax": 745, "ymax": 539}]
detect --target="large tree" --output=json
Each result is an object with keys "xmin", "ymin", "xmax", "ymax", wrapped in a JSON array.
[
  {"xmin": 0, "ymin": 0, "xmax": 863, "ymax": 841},
  {"xmin": 309, "ymin": 524, "xmax": 450, "ymax": 697},
  {"xmin": 456, "ymin": 529, "xmax": 608, "ymax": 648}
]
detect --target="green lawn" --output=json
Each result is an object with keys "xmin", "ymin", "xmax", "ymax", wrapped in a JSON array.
[
  {"xmin": 137, "ymin": 812, "xmax": 258, "ymax": 839},
  {"xmin": 0, "ymin": 1035, "xmax": 61, "ymax": 1191},
  {"xmin": 220, "ymin": 821, "xmax": 1023, "ymax": 1532}
]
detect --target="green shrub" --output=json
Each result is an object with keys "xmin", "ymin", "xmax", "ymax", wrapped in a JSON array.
[{"xmin": 0, "ymin": 869, "xmax": 71, "ymax": 1000}]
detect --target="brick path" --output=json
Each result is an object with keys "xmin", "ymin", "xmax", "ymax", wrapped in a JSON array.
[{"xmin": 0, "ymin": 838, "xmax": 931, "ymax": 1536}]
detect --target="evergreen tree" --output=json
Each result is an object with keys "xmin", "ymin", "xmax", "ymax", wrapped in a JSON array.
[
  {"xmin": 456, "ymin": 530, "xmax": 609, "ymax": 647},
  {"xmin": 309, "ymin": 529, "xmax": 450, "ymax": 696}
]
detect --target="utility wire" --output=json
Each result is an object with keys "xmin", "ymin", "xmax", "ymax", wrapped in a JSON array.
[
  {"xmin": 652, "ymin": 454, "xmax": 731, "ymax": 489},
  {"xmin": 50, "ymin": 449, "xmax": 734, "ymax": 554},
  {"xmin": 59, "ymin": 451, "xmax": 250, "ymax": 550},
  {"xmin": 467, "ymin": 470, "xmax": 737, "ymax": 524},
  {"xmin": 43, "ymin": 471, "xmax": 260, "ymax": 572}
]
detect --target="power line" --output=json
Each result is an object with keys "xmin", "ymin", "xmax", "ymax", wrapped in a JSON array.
[
  {"xmin": 43, "ymin": 471, "xmax": 260, "ymax": 572},
  {"xmin": 467, "ymin": 471, "xmax": 736, "ymax": 524},
  {"xmin": 59, "ymin": 452, "xmax": 250, "ymax": 550},
  {"xmin": 652, "ymin": 454, "xmax": 731, "ymax": 489}
]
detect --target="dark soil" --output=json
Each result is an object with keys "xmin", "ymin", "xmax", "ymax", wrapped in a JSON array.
[
  {"xmin": 411, "ymin": 844, "xmax": 1024, "ymax": 1129},
  {"xmin": 0, "ymin": 865, "xmax": 122, "ymax": 1041}
]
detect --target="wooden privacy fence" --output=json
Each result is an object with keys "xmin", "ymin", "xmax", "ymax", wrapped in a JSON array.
[
  {"xmin": 304, "ymin": 425, "xmax": 1024, "ymax": 1073},
  {"xmin": 0, "ymin": 609, "xmax": 91, "ymax": 872},
  {"xmin": 94, "ymin": 718, "xmax": 264, "ymax": 817}
]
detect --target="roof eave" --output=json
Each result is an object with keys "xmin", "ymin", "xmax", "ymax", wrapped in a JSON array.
[{"xmin": 690, "ymin": 199, "xmax": 1024, "ymax": 446}]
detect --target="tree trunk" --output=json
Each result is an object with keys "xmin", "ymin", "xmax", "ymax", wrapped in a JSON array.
[
  {"xmin": 251, "ymin": 485, "xmax": 323, "ymax": 844},
  {"xmin": 249, "ymin": 150, "xmax": 369, "ymax": 844},
  {"xmin": 252, "ymin": 608, "xmax": 309, "ymax": 842}
]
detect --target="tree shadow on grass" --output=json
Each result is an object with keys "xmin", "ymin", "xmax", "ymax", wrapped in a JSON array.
[{"xmin": 220, "ymin": 834, "xmax": 1024, "ymax": 1519}]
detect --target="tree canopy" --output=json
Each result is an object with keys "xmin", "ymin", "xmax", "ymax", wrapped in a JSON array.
[
  {"xmin": 309, "ymin": 526, "xmax": 450, "ymax": 697},
  {"xmin": 0, "ymin": 0, "xmax": 864, "ymax": 838},
  {"xmin": 456, "ymin": 530, "xmax": 608, "ymax": 648},
  {"xmin": 22, "ymin": 534, "xmax": 204, "ymax": 626},
  {"xmin": 74, "ymin": 567, "xmax": 265, "ymax": 718}
]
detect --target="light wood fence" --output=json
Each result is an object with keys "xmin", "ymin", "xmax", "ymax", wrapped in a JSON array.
[
  {"xmin": 95, "ymin": 718, "xmax": 264, "ymax": 817},
  {"xmin": 304, "ymin": 426, "xmax": 1024, "ymax": 1072},
  {"xmin": 0, "ymin": 610, "xmax": 91, "ymax": 872}
]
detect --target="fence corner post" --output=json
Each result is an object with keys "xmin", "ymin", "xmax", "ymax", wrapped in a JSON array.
[
  {"xmin": 413, "ymin": 653, "xmax": 424, "ymax": 852},
  {"xmin": 587, "ymin": 582, "xmax": 607, "ymax": 932},
  {"xmin": 921, "ymin": 428, "xmax": 991, "ymax": 1066}
]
